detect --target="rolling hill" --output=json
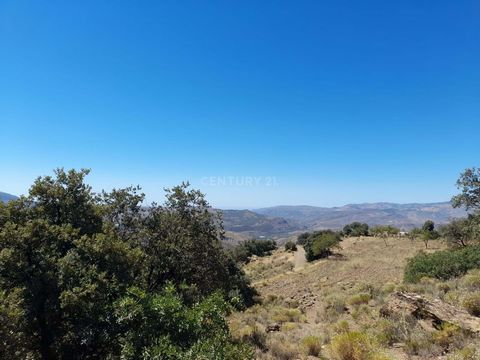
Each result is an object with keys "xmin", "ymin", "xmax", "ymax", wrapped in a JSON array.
[{"xmin": 0, "ymin": 191, "xmax": 18, "ymax": 203}]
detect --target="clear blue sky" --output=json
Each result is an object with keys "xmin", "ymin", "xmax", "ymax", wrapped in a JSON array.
[{"xmin": 1, "ymin": 1, "xmax": 479, "ymax": 208}]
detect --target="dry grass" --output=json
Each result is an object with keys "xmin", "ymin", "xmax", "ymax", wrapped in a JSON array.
[{"xmin": 229, "ymin": 236, "xmax": 480, "ymax": 359}]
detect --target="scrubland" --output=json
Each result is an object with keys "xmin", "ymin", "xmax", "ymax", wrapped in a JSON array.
[{"xmin": 230, "ymin": 236, "xmax": 480, "ymax": 359}]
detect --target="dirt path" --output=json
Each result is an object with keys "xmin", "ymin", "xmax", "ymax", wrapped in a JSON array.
[{"xmin": 294, "ymin": 245, "xmax": 306, "ymax": 270}]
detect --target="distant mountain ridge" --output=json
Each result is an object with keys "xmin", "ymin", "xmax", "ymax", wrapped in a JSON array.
[
  {"xmin": 220, "ymin": 209, "xmax": 305, "ymax": 238},
  {"xmin": 254, "ymin": 202, "xmax": 468, "ymax": 231},
  {"xmin": 0, "ymin": 191, "xmax": 469, "ymax": 236},
  {"xmin": 0, "ymin": 191, "xmax": 18, "ymax": 203}
]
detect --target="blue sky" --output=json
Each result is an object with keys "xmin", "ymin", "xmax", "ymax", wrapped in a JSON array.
[{"xmin": 1, "ymin": 0, "xmax": 479, "ymax": 208}]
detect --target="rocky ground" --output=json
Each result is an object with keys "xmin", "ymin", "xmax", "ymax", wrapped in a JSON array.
[{"xmin": 229, "ymin": 236, "xmax": 480, "ymax": 359}]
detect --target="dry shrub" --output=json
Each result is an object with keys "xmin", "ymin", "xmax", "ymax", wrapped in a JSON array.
[
  {"xmin": 268, "ymin": 336, "xmax": 299, "ymax": 360},
  {"xmin": 329, "ymin": 331, "xmax": 390, "ymax": 360},
  {"xmin": 461, "ymin": 270, "xmax": 480, "ymax": 291},
  {"xmin": 348, "ymin": 293, "xmax": 371, "ymax": 306},
  {"xmin": 463, "ymin": 292, "xmax": 480, "ymax": 316},
  {"xmin": 319, "ymin": 295, "xmax": 346, "ymax": 322},
  {"xmin": 280, "ymin": 322, "xmax": 297, "ymax": 332},
  {"xmin": 404, "ymin": 330, "xmax": 441, "ymax": 357},
  {"xmin": 233, "ymin": 324, "xmax": 267, "ymax": 351},
  {"xmin": 373, "ymin": 313, "xmax": 416, "ymax": 347},
  {"xmin": 374, "ymin": 318, "xmax": 400, "ymax": 346},
  {"xmin": 381, "ymin": 282, "xmax": 396, "ymax": 294},
  {"xmin": 332, "ymin": 319, "xmax": 350, "ymax": 334},
  {"xmin": 272, "ymin": 307, "xmax": 304, "ymax": 323},
  {"xmin": 351, "ymin": 304, "xmax": 370, "ymax": 320},
  {"xmin": 300, "ymin": 336, "xmax": 322, "ymax": 356},
  {"xmin": 446, "ymin": 346, "xmax": 480, "ymax": 360}
]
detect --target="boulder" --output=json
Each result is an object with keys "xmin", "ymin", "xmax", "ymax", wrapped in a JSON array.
[{"xmin": 380, "ymin": 292, "xmax": 480, "ymax": 333}]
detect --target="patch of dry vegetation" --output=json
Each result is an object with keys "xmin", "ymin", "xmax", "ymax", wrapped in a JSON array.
[
  {"xmin": 229, "ymin": 236, "xmax": 480, "ymax": 359},
  {"xmin": 244, "ymin": 250, "xmax": 295, "ymax": 283}
]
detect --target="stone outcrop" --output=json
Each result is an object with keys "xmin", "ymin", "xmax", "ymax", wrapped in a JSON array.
[{"xmin": 380, "ymin": 292, "xmax": 480, "ymax": 333}]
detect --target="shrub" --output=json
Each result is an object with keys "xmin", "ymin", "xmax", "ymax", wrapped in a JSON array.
[
  {"xmin": 296, "ymin": 232, "xmax": 310, "ymax": 245},
  {"xmin": 440, "ymin": 214, "xmax": 480, "ymax": 247},
  {"xmin": 280, "ymin": 322, "xmax": 297, "ymax": 331},
  {"xmin": 333, "ymin": 320, "xmax": 350, "ymax": 334},
  {"xmin": 370, "ymin": 225, "xmax": 400, "ymax": 237},
  {"xmin": 432, "ymin": 322, "xmax": 462, "ymax": 349},
  {"xmin": 330, "ymin": 331, "xmax": 389, "ymax": 360},
  {"xmin": 323, "ymin": 295, "xmax": 347, "ymax": 319},
  {"xmin": 268, "ymin": 337, "xmax": 299, "ymax": 360},
  {"xmin": 375, "ymin": 319, "xmax": 399, "ymax": 346},
  {"xmin": 234, "ymin": 324, "xmax": 267, "ymax": 351},
  {"xmin": 301, "ymin": 336, "xmax": 322, "ymax": 356},
  {"xmin": 382, "ymin": 283, "xmax": 396, "ymax": 294},
  {"xmin": 304, "ymin": 230, "xmax": 342, "ymax": 262},
  {"xmin": 461, "ymin": 269, "xmax": 480, "ymax": 290},
  {"xmin": 463, "ymin": 292, "xmax": 480, "ymax": 316},
  {"xmin": 446, "ymin": 346, "xmax": 480, "ymax": 360},
  {"xmin": 232, "ymin": 239, "xmax": 277, "ymax": 263},
  {"xmin": 404, "ymin": 331, "xmax": 440, "ymax": 356},
  {"xmin": 348, "ymin": 293, "xmax": 371, "ymax": 306},
  {"xmin": 284, "ymin": 241, "xmax": 297, "ymax": 252},
  {"xmin": 404, "ymin": 245, "xmax": 480, "ymax": 283},
  {"xmin": 272, "ymin": 307, "xmax": 304, "ymax": 323},
  {"xmin": 343, "ymin": 222, "xmax": 369, "ymax": 237}
]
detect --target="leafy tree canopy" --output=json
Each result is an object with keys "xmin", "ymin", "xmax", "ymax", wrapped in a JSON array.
[
  {"xmin": 0, "ymin": 169, "xmax": 254, "ymax": 359},
  {"xmin": 452, "ymin": 167, "xmax": 480, "ymax": 210},
  {"xmin": 303, "ymin": 230, "xmax": 342, "ymax": 262},
  {"xmin": 342, "ymin": 222, "xmax": 369, "ymax": 237}
]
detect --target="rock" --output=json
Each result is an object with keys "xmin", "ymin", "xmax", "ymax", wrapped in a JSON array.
[
  {"xmin": 380, "ymin": 292, "xmax": 480, "ymax": 333},
  {"xmin": 266, "ymin": 323, "xmax": 280, "ymax": 333}
]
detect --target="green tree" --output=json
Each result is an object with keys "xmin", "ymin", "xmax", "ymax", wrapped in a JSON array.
[
  {"xmin": 370, "ymin": 225, "xmax": 400, "ymax": 246},
  {"xmin": 0, "ymin": 169, "xmax": 254, "ymax": 359},
  {"xmin": 422, "ymin": 220, "xmax": 435, "ymax": 233},
  {"xmin": 452, "ymin": 167, "xmax": 480, "ymax": 210},
  {"xmin": 115, "ymin": 285, "xmax": 253, "ymax": 359},
  {"xmin": 231, "ymin": 239, "xmax": 277, "ymax": 263},
  {"xmin": 284, "ymin": 241, "xmax": 297, "ymax": 252},
  {"xmin": 304, "ymin": 230, "xmax": 342, "ymax": 262},
  {"xmin": 342, "ymin": 222, "xmax": 369, "ymax": 237},
  {"xmin": 440, "ymin": 216, "xmax": 480, "ymax": 247},
  {"xmin": 296, "ymin": 232, "xmax": 310, "ymax": 245}
]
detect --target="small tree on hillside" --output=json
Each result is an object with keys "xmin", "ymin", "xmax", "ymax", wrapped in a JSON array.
[
  {"xmin": 284, "ymin": 241, "xmax": 297, "ymax": 252},
  {"xmin": 408, "ymin": 227, "xmax": 423, "ymax": 243},
  {"xmin": 304, "ymin": 230, "xmax": 341, "ymax": 262},
  {"xmin": 422, "ymin": 220, "xmax": 435, "ymax": 233},
  {"xmin": 440, "ymin": 216, "xmax": 480, "ymax": 247},
  {"xmin": 419, "ymin": 220, "xmax": 439, "ymax": 248},
  {"xmin": 452, "ymin": 167, "xmax": 480, "ymax": 210},
  {"xmin": 343, "ymin": 222, "xmax": 369, "ymax": 237},
  {"xmin": 446, "ymin": 167, "xmax": 480, "ymax": 247},
  {"xmin": 370, "ymin": 225, "xmax": 400, "ymax": 246},
  {"xmin": 296, "ymin": 232, "xmax": 310, "ymax": 245},
  {"xmin": 231, "ymin": 239, "xmax": 277, "ymax": 263}
]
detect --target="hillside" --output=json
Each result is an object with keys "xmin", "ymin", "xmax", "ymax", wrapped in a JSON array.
[
  {"xmin": 221, "ymin": 209, "xmax": 305, "ymax": 239},
  {"xmin": 229, "ymin": 236, "xmax": 480, "ymax": 359},
  {"xmin": 254, "ymin": 202, "xmax": 468, "ymax": 230},
  {"xmin": 0, "ymin": 191, "xmax": 18, "ymax": 203}
]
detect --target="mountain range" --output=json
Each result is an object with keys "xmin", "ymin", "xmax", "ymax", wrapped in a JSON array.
[
  {"xmin": 254, "ymin": 202, "xmax": 468, "ymax": 232},
  {"xmin": 0, "ymin": 191, "xmax": 18, "ymax": 203},
  {"xmin": 0, "ymin": 191, "xmax": 468, "ymax": 239}
]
